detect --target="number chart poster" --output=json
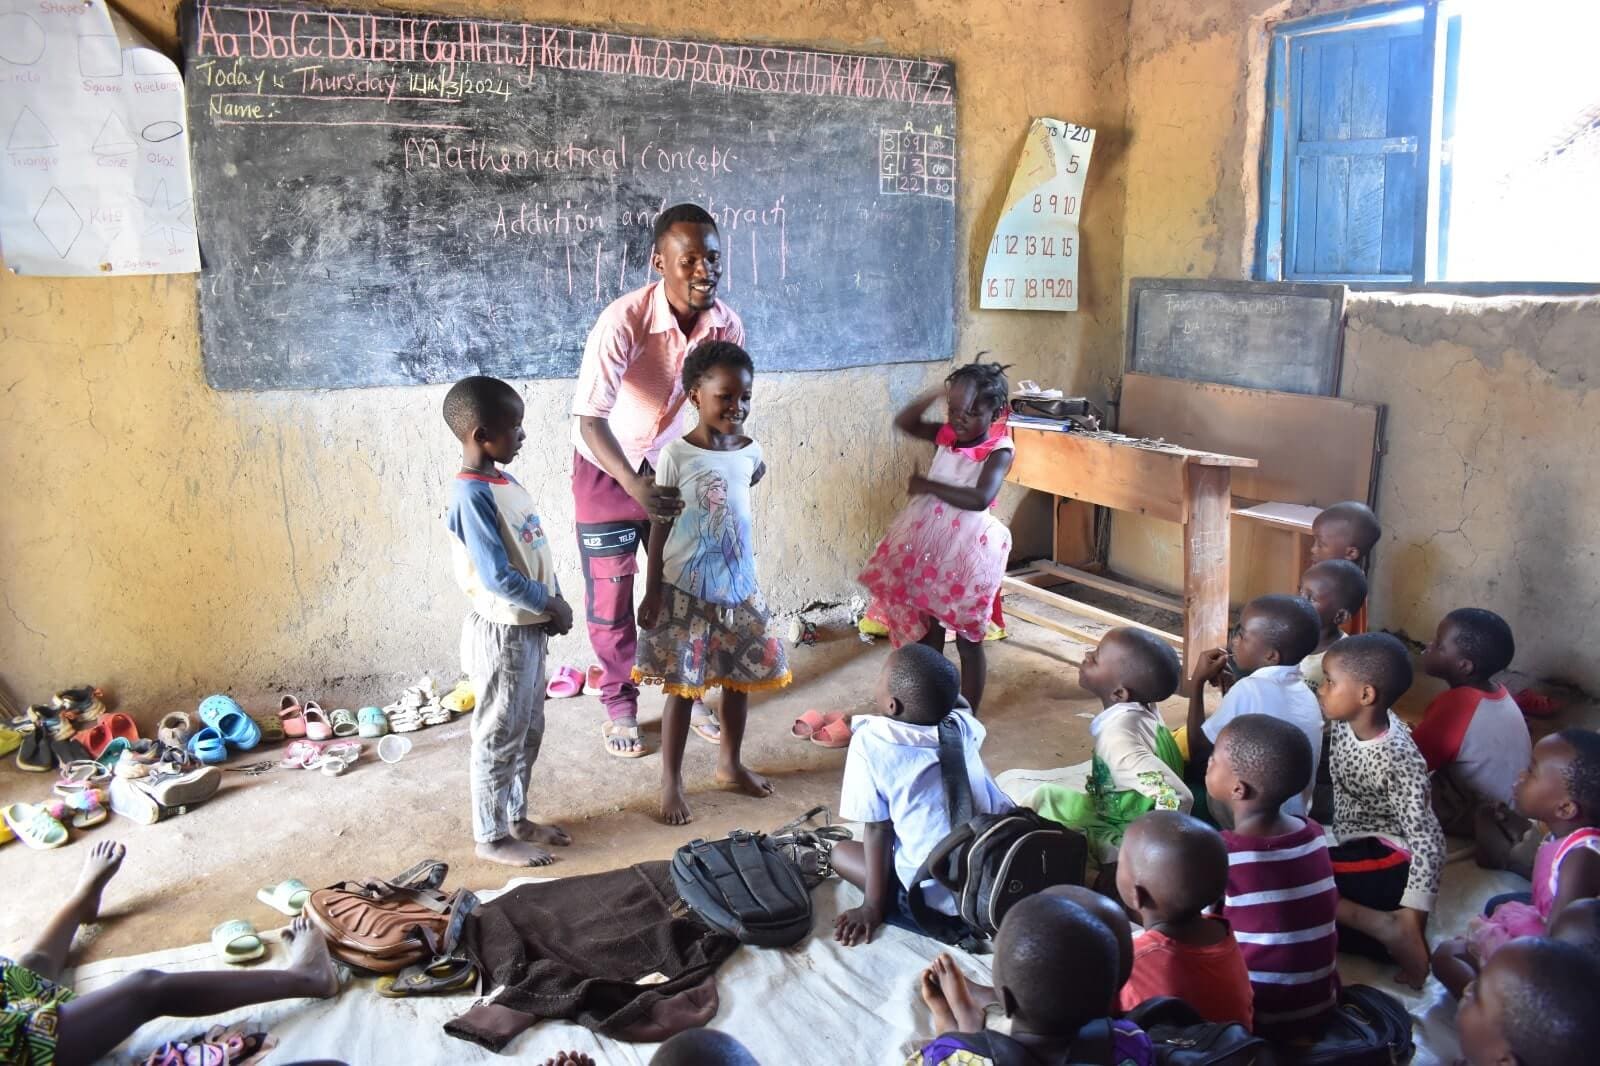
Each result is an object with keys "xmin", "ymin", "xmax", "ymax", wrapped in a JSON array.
[{"xmin": 980, "ymin": 117, "xmax": 1094, "ymax": 311}]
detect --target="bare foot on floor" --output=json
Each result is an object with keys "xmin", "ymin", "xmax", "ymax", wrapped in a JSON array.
[
  {"xmin": 71, "ymin": 840, "xmax": 126, "ymax": 924},
  {"xmin": 717, "ymin": 764, "xmax": 774, "ymax": 799},
  {"xmin": 1372, "ymin": 909, "xmax": 1431, "ymax": 989},
  {"xmin": 661, "ymin": 780, "xmax": 692, "ymax": 825},
  {"xmin": 930, "ymin": 954, "xmax": 986, "ymax": 1032},
  {"xmin": 283, "ymin": 916, "xmax": 340, "ymax": 999},
  {"xmin": 919, "ymin": 962, "xmax": 957, "ymax": 1035},
  {"xmin": 476, "ymin": 838, "xmax": 556, "ymax": 867},
  {"xmin": 541, "ymin": 1054, "xmax": 595, "ymax": 1066},
  {"xmin": 511, "ymin": 820, "xmax": 571, "ymax": 847}
]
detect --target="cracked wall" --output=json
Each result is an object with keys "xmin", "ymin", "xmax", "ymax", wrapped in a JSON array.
[
  {"xmin": 0, "ymin": 0, "xmax": 1134, "ymax": 718},
  {"xmin": 1115, "ymin": 0, "xmax": 1600, "ymax": 694}
]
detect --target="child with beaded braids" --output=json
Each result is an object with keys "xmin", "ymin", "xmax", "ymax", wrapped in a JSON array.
[{"xmin": 859, "ymin": 358, "xmax": 1015, "ymax": 712}]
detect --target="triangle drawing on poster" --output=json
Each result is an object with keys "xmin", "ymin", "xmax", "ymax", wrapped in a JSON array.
[
  {"xmin": 7, "ymin": 106, "xmax": 57, "ymax": 150},
  {"xmin": 92, "ymin": 112, "xmax": 136, "ymax": 155}
]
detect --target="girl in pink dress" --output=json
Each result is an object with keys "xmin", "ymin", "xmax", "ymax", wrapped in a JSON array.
[{"xmin": 858, "ymin": 360, "xmax": 1014, "ymax": 711}]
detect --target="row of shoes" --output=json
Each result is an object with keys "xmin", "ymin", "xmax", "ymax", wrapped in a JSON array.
[{"xmin": 381, "ymin": 677, "xmax": 474, "ymax": 734}]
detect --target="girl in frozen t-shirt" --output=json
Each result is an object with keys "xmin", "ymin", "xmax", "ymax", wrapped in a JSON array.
[{"xmin": 635, "ymin": 340, "xmax": 790, "ymax": 827}]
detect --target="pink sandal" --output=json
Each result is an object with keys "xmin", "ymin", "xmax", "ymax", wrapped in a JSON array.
[
  {"xmin": 810, "ymin": 716, "xmax": 854, "ymax": 749},
  {"xmin": 302, "ymin": 702, "xmax": 332, "ymax": 741},
  {"xmin": 545, "ymin": 665, "xmax": 583, "ymax": 699},
  {"xmin": 279, "ymin": 695, "xmax": 307, "ymax": 738},
  {"xmin": 791, "ymin": 709, "xmax": 843, "ymax": 739}
]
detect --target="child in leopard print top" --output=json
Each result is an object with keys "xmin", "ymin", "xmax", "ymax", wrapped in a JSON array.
[{"xmin": 1315, "ymin": 633, "xmax": 1445, "ymax": 991}]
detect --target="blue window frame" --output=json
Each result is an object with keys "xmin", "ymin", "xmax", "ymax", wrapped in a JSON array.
[{"xmin": 1259, "ymin": 2, "xmax": 1440, "ymax": 284}]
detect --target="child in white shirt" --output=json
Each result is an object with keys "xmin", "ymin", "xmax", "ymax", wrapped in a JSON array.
[
  {"xmin": 1187, "ymin": 594, "xmax": 1324, "ymax": 818},
  {"xmin": 832, "ymin": 644, "xmax": 1011, "ymax": 947}
]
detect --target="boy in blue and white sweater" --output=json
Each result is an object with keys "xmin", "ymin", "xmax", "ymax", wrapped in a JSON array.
[{"xmin": 444, "ymin": 376, "xmax": 575, "ymax": 867}]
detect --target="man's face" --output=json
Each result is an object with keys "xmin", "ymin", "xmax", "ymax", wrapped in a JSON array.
[{"xmin": 653, "ymin": 223, "xmax": 722, "ymax": 316}]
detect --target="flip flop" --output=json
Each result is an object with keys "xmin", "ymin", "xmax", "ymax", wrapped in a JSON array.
[
  {"xmin": 546, "ymin": 665, "xmax": 583, "ymax": 699},
  {"xmin": 281, "ymin": 739, "xmax": 325, "ymax": 769},
  {"xmin": 690, "ymin": 700, "xmax": 721, "ymax": 745},
  {"xmin": 256, "ymin": 878, "xmax": 311, "ymax": 915},
  {"xmin": 810, "ymin": 716, "xmax": 854, "ymax": 749},
  {"xmin": 211, "ymin": 919, "xmax": 266, "ymax": 964},
  {"xmin": 357, "ymin": 706, "xmax": 389, "ymax": 738},
  {"xmin": 601, "ymin": 719, "xmax": 649, "ymax": 759},
  {"xmin": 279, "ymin": 696, "xmax": 307, "ymax": 738},
  {"xmin": 188, "ymin": 727, "xmax": 229, "ymax": 764},
  {"xmin": 377, "ymin": 957, "xmax": 478, "ymax": 997},
  {"xmin": 302, "ymin": 702, "xmax": 333, "ymax": 741},
  {"xmin": 15, "ymin": 720, "xmax": 52, "ymax": 773},
  {"xmin": 198, "ymin": 695, "xmax": 261, "ymax": 750},
  {"xmin": 583, "ymin": 665, "xmax": 604, "ymax": 696},
  {"xmin": 2, "ymin": 802, "xmax": 68, "ymax": 849},
  {"xmin": 790, "ymin": 709, "xmax": 844, "ymax": 739},
  {"xmin": 46, "ymin": 787, "xmax": 107, "ymax": 829},
  {"xmin": 329, "ymin": 708, "xmax": 359, "ymax": 738}
]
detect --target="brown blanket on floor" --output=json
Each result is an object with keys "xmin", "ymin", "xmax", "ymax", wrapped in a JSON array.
[{"xmin": 446, "ymin": 861, "xmax": 739, "ymax": 1051}]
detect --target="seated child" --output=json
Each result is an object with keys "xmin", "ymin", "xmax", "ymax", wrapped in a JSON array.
[
  {"xmin": 1431, "ymin": 728, "xmax": 1600, "ymax": 997},
  {"xmin": 1318, "ymin": 633, "xmax": 1446, "ymax": 989},
  {"xmin": 908, "ymin": 894, "xmax": 1155, "ymax": 1066},
  {"xmin": 2, "ymin": 842, "xmax": 339, "ymax": 1066},
  {"xmin": 651, "ymin": 1029, "xmax": 760, "ymax": 1065},
  {"xmin": 1030, "ymin": 627, "xmax": 1190, "ymax": 883},
  {"xmin": 1115, "ymin": 810, "xmax": 1253, "ymax": 1028},
  {"xmin": 1207, "ymin": 714, "xmax": 1339, "ymax": 1038},
  {"xmin": 1309, "ymin": 500, "xmax": 1381, "ymax": 566},
  {"xmin": 1414, "ymin": 608, "xmax": 1532, "ymax": 849},
  {"xmin": 960, "ymin": 883, "xmax": 1138, "ymax": 1014},
  {"xmin": 833, "ymin": 643, "xmax": 1012, "ymax": 946},
  {"xmin": 1187, "ymin": 594, "xmax": 1325, "ymax": 817},
  {"xmin": 1297, "ymin": 559, "xmax": 1367, "ymax": 690},
  {"xmin": 1455, "ymin": 938, "xmax": 1600, "ymax": 1066}
]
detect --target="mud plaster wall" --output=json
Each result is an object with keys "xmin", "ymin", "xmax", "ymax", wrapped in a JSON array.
[
  {"xmin": 0, "ymin": 0, "xmax": 1135, "ymax": 718},
  {"xmin": 1114, "ymin": 0, "xmax": 1600, "ymax": 695}
]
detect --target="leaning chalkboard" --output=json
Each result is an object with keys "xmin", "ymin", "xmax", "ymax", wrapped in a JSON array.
[
  {"xmin": 181, "ymin": 0, "xmax": 957, "ymax": 390},
  {"xmin": 1124, "ymin": 278, "xmax": 1345, "ymax": 396}
]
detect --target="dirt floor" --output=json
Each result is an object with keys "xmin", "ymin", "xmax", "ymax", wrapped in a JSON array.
[{"xmin": 0, "ymin": 623, "xmax": 1181, "ymax": 965}]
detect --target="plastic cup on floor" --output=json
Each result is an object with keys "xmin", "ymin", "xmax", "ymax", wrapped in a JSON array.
[{"xmin": 378, "ymin": 734, "xmax": 412, "ymax": 764}]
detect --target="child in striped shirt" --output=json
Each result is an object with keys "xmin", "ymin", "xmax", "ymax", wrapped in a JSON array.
[{"xmin": 1206, "ymin": 713, "xmax": 1339, "ymax": 1038}]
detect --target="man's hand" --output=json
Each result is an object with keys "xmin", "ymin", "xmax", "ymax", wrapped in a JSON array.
[
  {"xmin": 1193, "ymin": 647, "xmax": 1230, "ymax": 686},
  {"xmin": 638, "ymin": 585, "xmax": 663, "ymax": 630},
  {"xmin": 628, "ymin": 474, "xmax": 683, "ymax": 524},
  {"xmin": 834, "ymin": 904, "xmax": 882, "ymax": 947},
  {"xmin": 544, "ymin": 595, "xmax": 574, "ymax": 636}
]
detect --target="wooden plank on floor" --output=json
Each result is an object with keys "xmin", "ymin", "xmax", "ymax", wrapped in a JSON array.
[
  {"xmin": 1003, "ymin": 576, "xmax": 1183, "ymax": 647},
  {"xmin": 1031, "ymin": 560, "xmax": 1184, "ymax": 616}
]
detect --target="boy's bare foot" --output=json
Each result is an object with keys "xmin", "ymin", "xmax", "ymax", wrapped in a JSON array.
[
  {"xmin": 919, "ymin": 964, "xmax": 957, "ymax": 1034},
  {"xmin": 511, "ymin": 820, "xmax": 571, "ymax": 847},
  {"xmin": 716, "ymin": 764, "xmax": 773, "ymax": 799},
  {"xmin": 930, "ymin": 954, "xmax": 985, "ymax": 1032},
  {"xmin": 282, "ymin": 916, "xmax": 340, "ymax": 999},
  {"xmin": 1372, "ymin": 908, "xmax": 1431, "ymax": 989},
  {"xmin": 541, "ymin": 1054, "xmax": 595, "ymax": 1066},
  {"xmin": 70, "ymin": 840, "xmax": 126, "ymax": 924},
  {"xmin": 661, "ymin": 780, "xmax": 692, "ymax": 825},
  {"xmin": 476, "ymin": 838, "xmax": 556, "ymax": 867}
]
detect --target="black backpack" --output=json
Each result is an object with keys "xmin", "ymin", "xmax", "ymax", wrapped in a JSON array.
[
  {"xmin": 908, "ymin": 710, "xmax": 1087, "ymax": 945},
  {"xmin": 951, "ymin": 1019, "xmax": 1121, "ymax": 1066},
  {"xmin": 1126, "ymin": 997, "xmax": 1276, "ymax": 1066},
  {"xmin": 1280, "ymin": 985, "xmax": 1414, "ymax": 1066},
  {"xmin": 671, "ymin": 830, "xmax": 813, "ymax": 947}
]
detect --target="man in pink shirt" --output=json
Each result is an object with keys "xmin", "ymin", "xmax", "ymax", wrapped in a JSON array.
[{"xmin": 572, "ymin": 203, "xmax": 744, "ymax": 757}]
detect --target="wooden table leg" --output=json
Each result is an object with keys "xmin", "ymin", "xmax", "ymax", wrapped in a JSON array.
[{"xmin": 1182, "ymin": 463, "xmax": 1233, "ymax": 691}]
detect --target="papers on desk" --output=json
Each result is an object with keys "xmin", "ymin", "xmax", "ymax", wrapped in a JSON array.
[{"xmin": 1007, "ymin": 413, "xmax": 1076, "ymax": 432}]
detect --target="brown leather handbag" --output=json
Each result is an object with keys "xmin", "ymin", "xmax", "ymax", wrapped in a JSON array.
[{"xmin": 304, "ymin": 859, "xmax": 478, "ymax": 974}]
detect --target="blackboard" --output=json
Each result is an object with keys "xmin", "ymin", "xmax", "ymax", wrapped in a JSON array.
[
  {"xmin": 1124, "ymin": 278, "xmax": 1345, "ymax": 396},
  {"xmin": 181, "ymin": 0, "xmax": 958, "ymax": 391}
]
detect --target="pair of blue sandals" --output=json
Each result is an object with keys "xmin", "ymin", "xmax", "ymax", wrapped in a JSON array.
[{"xmin": 187, "ymin": 695, "xmax": 261, "ymax": 764}]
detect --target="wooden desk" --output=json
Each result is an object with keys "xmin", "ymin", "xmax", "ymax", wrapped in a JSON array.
[{"xmin": 1005, "ymin": 427, "xmax": 1257, "ymax": 684}]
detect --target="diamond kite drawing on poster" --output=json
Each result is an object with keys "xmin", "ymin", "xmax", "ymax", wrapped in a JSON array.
[{"xmin": 0, "ymin": 0, "xmax": 198, "ymax": 275}]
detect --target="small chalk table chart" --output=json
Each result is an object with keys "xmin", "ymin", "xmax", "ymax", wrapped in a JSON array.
[{"xmin": 879, "ymin": 125, "xmax": 955, "ymax": 200}]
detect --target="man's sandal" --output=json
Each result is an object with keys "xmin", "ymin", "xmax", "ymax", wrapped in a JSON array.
[{"xmin": 601, "ymin": 720, "xmax": 649, "ymax": 759}]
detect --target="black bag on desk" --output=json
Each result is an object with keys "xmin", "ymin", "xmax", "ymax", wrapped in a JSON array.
[
  {"xmin": 908, "ymin": 710, "xmax": 1087, "ymax": 945},
  {"xmin": 671, "ymin": 830, "xmax": 813, "ymax": 947}
]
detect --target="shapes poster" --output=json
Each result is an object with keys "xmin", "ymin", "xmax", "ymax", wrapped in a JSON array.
[
  {"xmin": 0, "ymin": 0, "xmax": 199, "ymax": 275},
  {"xmin": 980, "ymin": 117, "xmax": 1095, "ymax": 312}
]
